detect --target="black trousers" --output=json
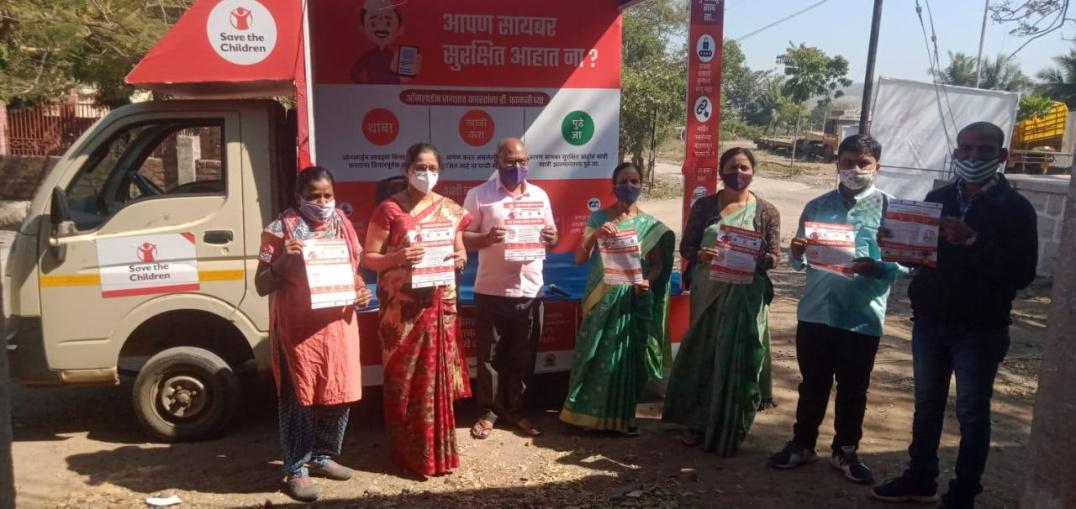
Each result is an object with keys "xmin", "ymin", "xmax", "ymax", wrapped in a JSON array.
[
  {"xmin": 474, "ymin": 293, "xmax": 543, "ymax": 423},
  {"xmin": 792, "ymin": 321, "xmax": 881, "ymax": 451}
]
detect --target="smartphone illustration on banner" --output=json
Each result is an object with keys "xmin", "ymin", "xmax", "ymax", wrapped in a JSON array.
[{"xmin": 397, "ymin": 46, "xmax": 419, "ymax": 78}]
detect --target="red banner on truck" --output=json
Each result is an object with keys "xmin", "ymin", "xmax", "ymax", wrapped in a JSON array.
[{"xmin": 308, "ymin": 0, "xmax": 624, "ymax": 252}]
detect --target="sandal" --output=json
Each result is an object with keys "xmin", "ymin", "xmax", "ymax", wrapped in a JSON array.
[
  {"xmin": 470, "ymin": 418, "xmax": 494, "ymax": 440},
  {"xmin": 513, "ymin": 418, "xmax": 543, "ymax": 437}
]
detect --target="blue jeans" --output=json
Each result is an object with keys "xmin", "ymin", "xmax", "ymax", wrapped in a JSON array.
[{"xmin": 905, "ymin": 319, "xmax": 1009, "ymax": 499}]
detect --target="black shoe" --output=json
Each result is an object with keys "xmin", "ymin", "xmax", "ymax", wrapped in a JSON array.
[
  {"xmin": 871, "ymin": 474, "xmax": 939, "ymax": 503},
  {"xmin": 768, "ymin": 441, "xmax": 818, "ymax": 469},
  {"xmin": 283, "ymin": 475, "xmax": 320, "ymax": 503},
  {"xmin": 830, "ymin": 446, "xmax": 873, "ymax": 484}
]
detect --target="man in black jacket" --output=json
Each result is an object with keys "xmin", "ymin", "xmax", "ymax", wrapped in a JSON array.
[{"xmin": 872, "ymin": 122, "xmax": 1038, "ymax": 508}]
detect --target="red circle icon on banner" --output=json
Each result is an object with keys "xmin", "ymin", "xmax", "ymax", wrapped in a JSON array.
[
  {"xmin": 459, "ymin": 110, "xmax": 495, "ymax": 147},
  {"xmin": 362, "ymin": 108, "xmax": 399, "ymax": 146}
]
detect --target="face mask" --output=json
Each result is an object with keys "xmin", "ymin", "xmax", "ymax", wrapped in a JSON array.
[
  {"xmin": 498, "ymin": 166, "xmax": 528, "ymax": 189},
  {"xmin": 721, "ymin": 171, "xmax": 753, "ymax": 191},
  {"xmin": 409, "ymin": 170, "xmax": 438, "ymax": 194},
  {"xmin": 838, "ymin": 167, "xmax": 875, "ymax": 191},
  {"xmin": 952, "ymin": 159, "xmax": 1000, "ymax": 183},
  {"xmin": 614, "ymin": 183, "xmax": 641, "ymax": 204},
  {"xmin": 299, "ymin": 199, "xmax": 336, "ymax": 223}
]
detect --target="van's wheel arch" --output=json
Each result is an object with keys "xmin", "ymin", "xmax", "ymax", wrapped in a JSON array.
[{"xmin": 133, "ymin": 346, "xmax": 239, "ymax": 442}]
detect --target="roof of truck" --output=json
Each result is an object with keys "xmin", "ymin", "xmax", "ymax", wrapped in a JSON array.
[{"xmin": 127, "ymin": 0, "xmax": 646, "ymax": 97}]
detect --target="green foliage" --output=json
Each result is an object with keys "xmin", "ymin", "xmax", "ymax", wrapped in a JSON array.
[
  {"xmin": 619, "ymin": 0, "xmax": 687, "ymax": 172},
  {"xmin": 1036, "ymin": 46, "xmax": 1076, "ymax": 108},
  {"xmin": 779, "ymin": 43, "xmax": 852, "ymax": 105},
  {"xmin": 935, "ymin": 51, "xmax": 1031, "ymax": 92},
  {"xmin": 720, "ymin": 117, "xmax": 764, "ymax": 141},
  {"xmin": 0, "ymin": 0, "xmax": 192, "ymax": 106},
  {"xmin": 1017, "ymin": 95, "xmax": 1057, "ymax": 121}
]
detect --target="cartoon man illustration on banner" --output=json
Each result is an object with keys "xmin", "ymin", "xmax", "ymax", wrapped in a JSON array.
[{"xmin": 351, "ymin": 0, "xmax": 421, "ymax": 84}]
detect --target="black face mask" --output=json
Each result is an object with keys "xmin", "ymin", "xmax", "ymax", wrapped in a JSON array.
[
  {"xmin": 721, "ymin": 171, "xmax": 753, "ymax": 191},
  {"xmin": 614, "ymin": 183, "xmax": 641, "ymax": 204}
]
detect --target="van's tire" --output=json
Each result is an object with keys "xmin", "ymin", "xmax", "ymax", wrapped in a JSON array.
[{"xmin": 133, "ymin": 346, "xmax": 239, "ymax": 442}]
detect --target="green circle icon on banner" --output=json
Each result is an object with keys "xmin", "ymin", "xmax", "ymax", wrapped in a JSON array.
[{"xmin": 562, "ymin": 111, "xmax": 595, "ymax": 146}]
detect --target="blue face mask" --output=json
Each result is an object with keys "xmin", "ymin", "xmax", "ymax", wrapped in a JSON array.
[
  {"xmin": 299, "ymin": 199, "xmax": 336, "ymax": 223},
  {"xmin": 498, "ymin": 166, "xmax": 528, "ymax": 189},
  {"xmin": 614, "ymin": 183, "xmax": 641, "ymax": 204},
  {"xmin": 953, "ymin": 159, "xmax": 1000, "ymax": 183}
]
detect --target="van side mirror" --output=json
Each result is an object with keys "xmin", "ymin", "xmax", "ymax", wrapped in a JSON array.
[
  {"xmin": 50, "ymin": 186, "xmax": 70, "ymax": 225},
  {"xmin": 48, "ymin": 186, "xmax": 73, "ymax": 263}
]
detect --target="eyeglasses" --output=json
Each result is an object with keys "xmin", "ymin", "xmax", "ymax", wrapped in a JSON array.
[
  {"xmin": 500, "ymin": 157, "xmax": 529, "ymax": 168},
  {"xmin": 411, "ymin": 164, "xmax": 440, "ymax": 173}
]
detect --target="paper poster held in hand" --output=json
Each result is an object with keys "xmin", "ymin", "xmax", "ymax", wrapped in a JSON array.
[
  {"xmin": 599, "ymin": 229, "xmax": 643, "ymax": 285},
  {"xmin": 409, "ymin": 221, "xmax": 456, "ymax": 289},
  {"xmin": 709, "ymin": 225, "xmax": 763, "ymax": 284},
  {"xmin": 804, "ymin": 222, "xmax": 856, "ymax": 276},
  {"xmin": 880, "ymin": 199, "xmax": 943, "ymax": 267},
  {"xmin": 504, "ymin": 201, "xmax": 547, "ymax": 262},
  {"xmin": 303, "ymin": 239, "xmax": 357, "ymax": 310}
]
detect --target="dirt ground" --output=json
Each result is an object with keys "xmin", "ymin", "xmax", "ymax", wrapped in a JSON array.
[{"xmin": 7, "ymin": 157, "xmax": 1050, "ymax": 507}]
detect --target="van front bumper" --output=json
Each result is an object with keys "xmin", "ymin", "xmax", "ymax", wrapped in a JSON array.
[{"xmin": 5, "ymin": 315, "xmax": 63, "ymax": 385}]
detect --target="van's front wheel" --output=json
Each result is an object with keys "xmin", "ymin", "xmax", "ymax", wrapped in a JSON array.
[{"xmin": 133, "ymin": 347, "xmax": 239, "ymax": 442}]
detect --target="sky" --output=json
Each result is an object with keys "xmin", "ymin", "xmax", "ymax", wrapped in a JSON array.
[{"xmin": 722, "ymin": 0, "xmax": 1074, "ymax": 88}]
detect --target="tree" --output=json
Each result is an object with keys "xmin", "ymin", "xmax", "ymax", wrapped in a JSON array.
[
  {"xmin": 1017, "ymin": 94, "xmax": 1057, "ymax": 121},
  {"xmin": 935, "ymin": 51, "xmax": 978, "ymax": 87},
  {"xmin": 1037, "ymin": 46, "xmax": 1076, "ymax": 108},
  {"xmin": 722, "ymin": 39, "xmax": 754, "ymax": 120},
  {"xmin": 991, "ymin": 0, "xmax": 1074, "ymax": 58},
  {"xmin": 937, "ymin": 51, "xmax": 1032, "ymax": 91},
  {"xmin": 0, "ymin": 1, "xmax": 193, "ymax": 106},
  {"xmin": 779, "ymin": 43, "xmax": 852, "ymax": 105},
  {"xmin": 980, "ymin": 54, "xmax": 1033, "ymax": 91},
  {"xmin": 619, "ymin": 0, "xmax": 687, "ymax": 181}
]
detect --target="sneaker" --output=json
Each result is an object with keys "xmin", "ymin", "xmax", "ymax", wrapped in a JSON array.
[
  {"xmin": 768, "ymin": 441, "xmax": 818, "ymax": 469},
  {"xmin": 308, "ymin": 459, "xmax": 354, "ymax": 481},
  {"xmin": 283, "ymin": 475, "xmax": 320, "ymax": 503},
  {"xmin": 830, "ymin": 446, "xmax": 874, "ymax": 484},
  {"xmin": 871, "ymin": 475, "xmax": 939, "ymax": 503}
]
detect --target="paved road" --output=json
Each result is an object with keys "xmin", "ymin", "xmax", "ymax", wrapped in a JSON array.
[{"xmin": 642, "ymin": 172, "xmax": 821, "ymax": 243}]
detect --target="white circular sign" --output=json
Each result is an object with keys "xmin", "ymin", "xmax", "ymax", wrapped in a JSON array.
[
  {"xmin": 696, "ymin": 34, "xmax": 716, "ymax": 63},
  {"xmin": 694, "ymin": 96, "xmax": 713, "ymax": 123},
  {"xmin": 587, "ymin": 197, "xmax": 602, "ymax": 212},
  {"xmin": 206, "ymin": 0, "xmax": 277, "ymax": 66}
]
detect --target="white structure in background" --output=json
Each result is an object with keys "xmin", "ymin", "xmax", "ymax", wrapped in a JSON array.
[{"xmin": 870, "ymin": 78, "xmax": 1019, "ymax": 200}]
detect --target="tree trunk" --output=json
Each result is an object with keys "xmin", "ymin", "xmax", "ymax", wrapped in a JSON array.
[
  {"xmin": 1021, "ymin": 166, "xmax": 1076, "ymax": 508},
  {"xmin": 0, "ymin": 269, "xmax": 13, "ymax": 508}
]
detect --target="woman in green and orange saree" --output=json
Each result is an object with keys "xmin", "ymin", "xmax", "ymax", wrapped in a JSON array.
[
  {"xmin": 559, "ymin": 162, "xmax": 675, "ymax": 435},
  {"xmin": 364, "ymin": 143, "xmax": 471, "ymax": 477},
  {"xmin": 662, "ymin": 147, "xmax": 781, "ymax": 456}
]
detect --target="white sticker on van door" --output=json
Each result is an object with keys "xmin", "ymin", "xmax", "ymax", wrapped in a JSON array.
[{"xmin": 96, "ymin": 233, "xmax": 200, "ymax": 298}]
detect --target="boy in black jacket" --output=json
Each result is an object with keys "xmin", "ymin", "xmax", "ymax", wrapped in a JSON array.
[{"xmin": 873, "ymin": 122, "xmax": 1038, "ymax": 508}]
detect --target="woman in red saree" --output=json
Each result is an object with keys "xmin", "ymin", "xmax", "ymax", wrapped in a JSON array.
[
  {"xmin": 364, "ymin": 143, "xmax": 472, "ymax": 477},
  {"xmin": 255, "ymin": 166, "xmax": 373, "ymax": 502}
]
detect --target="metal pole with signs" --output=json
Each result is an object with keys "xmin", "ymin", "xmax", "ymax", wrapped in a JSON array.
[{"xmin": 682, "ymin": 0, "xmax": 723, "ymax": 238}]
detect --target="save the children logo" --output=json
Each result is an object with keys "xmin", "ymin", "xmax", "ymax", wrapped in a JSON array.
[
  {"xmin": 206, "ymin": 0, "xmax": 277, "ymax": 66},
  {"xmin": 230, "ymin": 7, "xmax": 253, "ymax": 31},
  {"xmin": 136, "ymin": 243, "xmax": 158, "ymax": 263}
]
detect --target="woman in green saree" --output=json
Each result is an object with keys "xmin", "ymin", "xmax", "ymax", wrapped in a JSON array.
[
  {"xmin": 662, "ymin": 147, "xmax": 781, "ymax": 456},
  {"xmin": 559, "ymin": 162, "xmax": 675, "ymax": 435}
]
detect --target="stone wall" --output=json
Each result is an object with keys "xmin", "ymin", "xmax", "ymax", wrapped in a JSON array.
[
  {"xmin": 0, "ymin": 155, "xmax": 57, "ymax": 230},
  {"xmin": 1008, "ymin": 174, "xmax": 1070, "ymax": 277}
]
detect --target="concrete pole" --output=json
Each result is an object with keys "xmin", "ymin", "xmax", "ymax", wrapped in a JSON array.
[
  {"xmin": 859, "ymin": 0, "xmax": 883, "ymax": 134},
  {"xmin": 974, "ymin": 0, "xmax": 989, "ymax": 88},
  {"xmin": 1021, "ymin": 166, "xmax": 1076, "ymax": 507},
  {"xmin": 0, "ymin": 276, "xmax": 12, "ymax": 508}
]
